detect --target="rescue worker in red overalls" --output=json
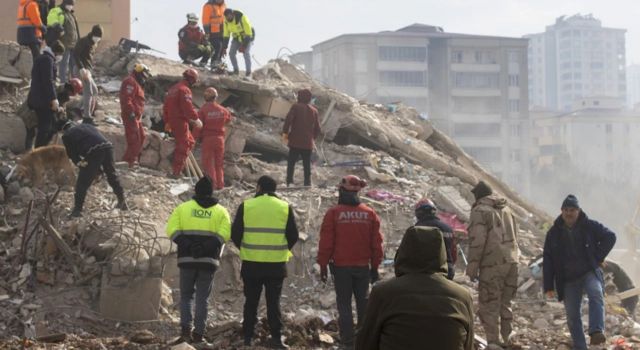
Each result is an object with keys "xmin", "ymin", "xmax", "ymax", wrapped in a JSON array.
[
  {"xmin": 193, "ymin": 87, "xmax": 231, "ymax": 189},
  {"xmin": 119, "ymin": 63, "xmax": 151, "ymax": 168},
  {"xmin": 163, "ymin": 68, "xmax": 202, "ymax": 178}
]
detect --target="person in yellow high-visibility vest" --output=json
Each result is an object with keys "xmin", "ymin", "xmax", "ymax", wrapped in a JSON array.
[
  {"xmin": 231, "ymin": 175, "xmax": 299, "ymax": 349},
  {"xmin": 166, "ymin": 175, "xmax": 231, "ymax": 347}
]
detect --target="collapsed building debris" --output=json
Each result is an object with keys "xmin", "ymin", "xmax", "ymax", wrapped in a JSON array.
[{"xmin": 0, "ymin": 42, "xmax": 638, "ymax": 349}]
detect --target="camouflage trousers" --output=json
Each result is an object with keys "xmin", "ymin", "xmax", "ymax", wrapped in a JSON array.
[{"xmin": 478, "ymin": 263, "xmax": 518, "ymax": 343}]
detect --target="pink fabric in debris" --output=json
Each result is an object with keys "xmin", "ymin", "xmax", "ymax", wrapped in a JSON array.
[{"xmin": 438, "ymin": 212, "xmax": 468, "ymax": 238}]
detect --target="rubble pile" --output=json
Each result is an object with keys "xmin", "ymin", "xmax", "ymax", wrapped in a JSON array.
[{"xmin": 0, "ymin": 42, "xmax": 638, "ymax": 349}]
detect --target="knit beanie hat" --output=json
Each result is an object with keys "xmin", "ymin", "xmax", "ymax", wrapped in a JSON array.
[
  {"xmin": 195, "ymin": 176, "xmax": 213, "ymax": 197},
  {"xmin": 471, "ymin": 180, "xmax": 493, "ymax": 201},
  {"xmin": 91, "ymin": 25, "xmax": 103, "ymax": 38},
  {"xmin": 561, "ymin": 194, "xmax": 580, "ymax": 209}
]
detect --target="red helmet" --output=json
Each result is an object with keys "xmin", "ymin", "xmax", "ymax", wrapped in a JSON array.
[
  {"xmin": 68, "ymin": 78, "xmax": 83, "ymax": 96},
  {"xmin": 415, "ymin": 198, "xmax": 436, "ymax": 211},
  {"xmin": 183, "ymin": 68, "xmax": 199, "ymax": 85},
  {"xmin": 204, "ymin": 87, "xmax": 218, "ymax": 101},
  {"xmin": 339, "ymin": 175, "xmax": 367, "ymax": 192}
]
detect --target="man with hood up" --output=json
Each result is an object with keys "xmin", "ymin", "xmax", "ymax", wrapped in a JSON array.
[
  {"xmin": 465, "ymin": 181, "xmax": 519, "ymax": 349},
  {"xmin": 166, "ymin": 175, "xmax": 231, "ymax": 347},
  {"xmin": 543, "ymin": 195, "xmax": 616, "ymax": 349},
  {"xmin": 355, "ymin": 224, "xmax": 474, "ymax": 350},
  {"xmin": 281, "ymin": 89, "xmax": 321, "ymax": 187}
]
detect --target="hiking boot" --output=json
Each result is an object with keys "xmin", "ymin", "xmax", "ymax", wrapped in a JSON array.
[
  {"xmin": 590, "ymin": 331, "xmax": 606, "ymax": 345},
  {"xmin": 116, "ymin": 196, "xmax": 129, "ymax": 211},
  {"xmin": 69, "ymin": 208, "xmax": 83, "ymax": 218},
  {"xmin": 192, "ymin": 333, "xmax": 213, "ymax": 347},
  {"xmin": 268, "ymin": 336, "xmax": 290, "ymax": 349},
  {"xmin": 171, "ymin": 328, "xmax": 192, "ymax": 345}
]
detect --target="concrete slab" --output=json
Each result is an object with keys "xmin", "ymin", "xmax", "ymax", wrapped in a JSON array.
[{"xmin": 99, "ymin": 275, "xmax": 162, "ymax": 321}]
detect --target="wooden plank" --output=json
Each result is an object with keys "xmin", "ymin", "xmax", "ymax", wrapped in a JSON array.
[
  {"xmin": 606, "ymin": 287, "xmax": 640, "ymax": 303},
  {"xmin": 320, "ymin": 99, "xmax": 337, "ymax": 128},
  {"xmin": 517, "ymin": 278, "xmax": 536, "ymax": 293},
  {"xmin": 39, "ymin": 219, "xmax": 80, "ymax": 278}
]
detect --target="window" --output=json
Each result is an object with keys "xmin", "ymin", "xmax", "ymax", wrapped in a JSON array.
[
  {"xmin": 452, "ymin": 50, "xmax": 463, "ymax": 63},
  {"xmin": 454, "ymin": 123, "xmax": 501, "ymax": 137},
  {"xmin": 379, "ymin": 71, "xmax": 427, "ymax": 87},
  {"xmin": 452, "ymin": 97, "xmax": 502, "ymax": 113},
  {"xmin": 510, "ymin": 125, "xmax": 521, "ymax": 137},
  {"xmin": 473, "ymin": 51, "xmax": 497, "ymax": 64},
  {"xmin": 507, "ymin": 51, "xmax": 520, "ymax": 63},
  {"xmin": 453, "ymin": 72, "xmax": 499, "ymax": 89},
  {"xmin": 591, "ymin": 62, "xmax": 604, "ymax": 69},
  {"xmin": 508, "ymin": 74, "xmax": 519, "ymax": 86},
  {"xmin": 605, "ymin": 124, "xmax": 612, "ymax": 134},
  {"xmin": 509, "ymin": 150, "xmax": 521, "ymax": 162},
  {"xmin": 508, "ymin": 99, "xmax": 520, "ymax": 113},
  {"xmin": 379, "ymin": 46, "xmax": 427, "ymax": 62}
]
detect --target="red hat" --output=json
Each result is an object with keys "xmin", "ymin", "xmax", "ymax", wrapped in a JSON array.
[
  {"xmin": 68, "ymin": 78, "xmax": 83, "ymax": 96},
  {"xmin": 339, "ymin": 175, "xmax": 367, "ymax": 192},
  {"xmin": 183, "ymin": 68, "xmax": 199, "ymax": 85},
  {"xmin": 414, "ymin": 198, "xmax": 436, "ymax": 211}
]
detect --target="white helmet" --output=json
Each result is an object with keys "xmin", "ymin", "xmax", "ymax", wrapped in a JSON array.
[{"xmin": 186, "ymin": 13, "xmax": 199, "ymax": 22}]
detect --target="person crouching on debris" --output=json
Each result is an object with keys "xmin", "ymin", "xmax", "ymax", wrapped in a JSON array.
[
  {"xmin": 120, "ymin": 63, "xmax": 151, "ymax": 168},
  {"xmin": 231, "ymin": 175, "xmax": 299, "ymax": 349},
  {"xmin": 317, "ymin": 175, "xmax": 383, "ymax": 348},
  {"xmin": 193, "ymin": 87, "xmax": 231, "ymax": 189},
  {"xmin": 355, "ymin": 224, "xmax": 474, "ymax": 350},
  {"xmin": 166, "ymin": 175, "xmax": 231, "ymax": 347},
  {"xmin": 543, "ymin": 195, "xmax": 616, "ymax": 349},
  {"xmin": 465, "ymin": 181, "xmax": 519, "ymax": 349},
  {"xmin": 163, "ymin": 68, "xmax": 202, "ymax": 178},
  {"xmin": 178, "ymin": 13, "xmax": 212, "ymax": 66},
  {"xmin": 413, "ymin": 198, "xmax": 457, "ymax": 280},
  {"xmin": 282, "ymin": 89, "xmax": 321, "ymax": 187},
  {"xmin": 61, "ymin": 121, "xmax": 128, "ymax": 217}
]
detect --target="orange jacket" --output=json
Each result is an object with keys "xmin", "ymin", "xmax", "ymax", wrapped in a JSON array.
[
  {"xmin": 202, "ymin": 2, "xmax": 226, "ymax": 35},
  {"xmin": 17, "ymin": 0, "xmax": 43, "ymax": 41}
]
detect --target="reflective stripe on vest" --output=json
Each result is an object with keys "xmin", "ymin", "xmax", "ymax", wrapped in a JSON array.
[
  {"xmin": 171, "ymin": 229, "xmax": 225, "ymax": 245},
  {"xmin": 240, "ymin": 195, "xmax": 291, "ymax": 263},
  {"xmin": 177, "ymin": 256, "xmax": 220, "ymax": 266},
  {"xmin": 17, "ymin": 2, "xmax": 34, "ymax": 27}
]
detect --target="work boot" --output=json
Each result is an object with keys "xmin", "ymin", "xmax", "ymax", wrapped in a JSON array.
[
  {"xmin": 590, "ymin": 331, "xmax": 606, "ymax": 345},
  {"xmin": 191, "ymin": 333, "xmax": 213, "ymax": 348},
  {"xmin": 69, "ymin": 208, "xmax": 83, "ymax": 218},
  {"xmin": 171, "ymin": 328, "xmax": 192, "ymax": 344},
  {"xmin": 230, "ymin": 70, "xmax": 239, "ymax": 76},
  {"xmin": 116, "ymin": 195, "xmax": 129, "ymax": 211},
  {"xmin": 268, "ymin": 336, "xmax": 289, "ymax": 349}
]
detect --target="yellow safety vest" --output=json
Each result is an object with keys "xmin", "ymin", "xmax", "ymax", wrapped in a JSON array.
[{"xmin": 240, "ymin": 195, "xmax": 291, "ymax": 263}]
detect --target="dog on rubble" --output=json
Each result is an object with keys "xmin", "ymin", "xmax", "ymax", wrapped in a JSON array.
[{"xmin": 14, "ymin": 145, "xmax": 76, "ymax": 187}]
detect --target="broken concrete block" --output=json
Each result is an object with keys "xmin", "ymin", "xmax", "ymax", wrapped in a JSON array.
[
  {"xmin": 433, "ymin": 186, "xmax": 471, "ymax": 222},
  {"xmin": 18, "ymin": 187, "xmax": 34, "ymax": 202},
  {"xmin": 129, "ymin": 329, "xmax": 156, "ymax": 344},
  {"xmin": 252, "ymin": 95, "xmax": 293, "ymax": 119},
  {"xmin": 0, "ymin": 113, "xmax": 26, "ymax": 153},
  {"xmin": 171, "ymin": 343, "xmax": 196, "ymax": 350},
  {"xmin": 99, "ymin": 276, "xmax": 163, "ymax": 321},
  {"xmin": 139, "ymin": 149, "xmax": 160, "ymax": 168}
]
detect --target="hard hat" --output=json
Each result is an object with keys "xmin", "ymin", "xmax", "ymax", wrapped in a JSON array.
[
  {"xmin": 68, "ymin": 78, "xmax": 83, "ymax": 96},
  {"xmin": 339, "ymin": 175, "xmax": 367, "ymax": 192},
  {"xmin": 183, "ymin": 68, "xmax": 199, "ymax": 84},
  {"xmin": 414, "ymin": 198, "xmax": 436, "ymax": 212},
  {"xmin": 187, "ymin": 13, "xmax": 199, "ymax": 22},
  {"xmin": 204, "ymin": 87, "xmax": 218, "ymax": 100},
  {"xmin": 133, "ymin": 63, "xmax": 152, "ymax": 79}
]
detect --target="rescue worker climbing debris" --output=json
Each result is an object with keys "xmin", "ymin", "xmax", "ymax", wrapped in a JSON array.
[{"xmin": 120, "ymin": 63, "xmax": 151, "ymax": 168}]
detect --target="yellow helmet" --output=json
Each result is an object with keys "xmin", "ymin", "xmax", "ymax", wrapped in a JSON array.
[{"xmin": 133, "ymin": 63, "xmax": 151, "ymax": 79}]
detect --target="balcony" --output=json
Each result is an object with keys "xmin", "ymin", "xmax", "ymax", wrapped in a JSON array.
[
  {"xmin": 451, "ymin": 89, "xmax": 501, "ymax": 97},
  {"xmin": 450, "ymin": 63, "xmax": 501, "ymax": 73}
]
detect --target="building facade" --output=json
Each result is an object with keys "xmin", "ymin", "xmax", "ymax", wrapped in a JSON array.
[
  {"xmin": 295, "ymin": 24, "xmax": 530, "ymax": 192},
  {"xmin": 1, "ymin": 0, "xmax": 130, "ymax": 45},
  {"xmin": 627, "ymin": 64, "xmax": 640, "ymax": 109},
  {"xmin": 525, "ymin": 14, "xmax": 626, "ymax": 111}
]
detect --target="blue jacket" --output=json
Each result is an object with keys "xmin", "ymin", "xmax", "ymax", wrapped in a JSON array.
[
  {"xmin": 543, "ymin": 211, "xmax": 616, "ymax": 301},
  {"xmin": 27, "ymin": 50, "xmax": 57, "ymax": 110}
]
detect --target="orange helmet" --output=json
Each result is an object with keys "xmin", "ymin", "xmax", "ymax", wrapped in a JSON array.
[
  {"xmin": 204, "ymin": 87, "xmax": 218, "ymax": 101},
  {"xmin": 415, "ymin": 198, "xmax": 436, "ymax": 211},
  {"xmin": 183, "ymin": 68, "xmax": 199, "ymax": 85},
  {"xmin": 68, "ymin": 78, "xmax": 83, "ymax": 96},
  {"xmin": 339, "ymin": 175, "xmax": 367, "ymax": 192}
]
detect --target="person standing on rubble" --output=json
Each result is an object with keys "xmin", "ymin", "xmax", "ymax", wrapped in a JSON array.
[
  {"xmin": 465, "ymin": 181, "xmax": 519, "ymax": 349},
  {"xmin": 73, "ymin": 24, "xmax": 101, "ymax": 73},
  {"xmin": 202, "ymin": 0, "xmax": 226, "ymax": 68},
  {"xmin": 193, "ymin": 87, "xmax": 231, "ymax": 189},
  {"xmin": 166, "ymin": 175, "xmax": 231, "ymax": 347},
  {"xmin": 27, "ymin": 40, "xmax": 65, "ymax": 148},
  {"xmin": 355, "ymin": 224, "xmax": 474, "ymax": 350},
  {"xmin": 17, "ymin": 0, "xmax": 46, "ymax": 60},
  {"xmin": 543, "ymin": 195, "xmax": 616, "ymax": 349},
  {"xmin": 46, "ymin": 0, "xmax": 79, "ymax": 83},
  {"xmin": 413, "ymin": 198, "xmax": 458, "ymax": 280},
  {"xmin": 231, "ymin": 175, "xmax": 299, "ymax": 349},
  {"xmin": 178, "ymin": 13, "xmax": 212, "ymax": 66},
  {"xmin": 61, "ymin": 121, "xmax": 128, "ymax": 218},
  {"xmin": 317, "ymin": 175, "xmax": 383, "ymax": 349},
  {"xmin": 77, "ymin": 68, "xmax": 98, "ymax": 125},
  {"xmin": 120, "ymin": 63, "xmax": 151, "ymax": 168},
  {"xmin": 222, "ymin": 8, "xmax": 254, "ymax": 77},
  {"xmin": 282, "ymin": 88, "xmax": 321, "ymax": 187},
  {"xmin": 163, "ymin": 68, "xmax": 202, "ymax": 178}
]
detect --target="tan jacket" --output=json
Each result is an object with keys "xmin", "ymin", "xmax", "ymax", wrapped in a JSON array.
[{"xmin": 466, "ymin": 195, "xmax": 518, "ymax": 274}]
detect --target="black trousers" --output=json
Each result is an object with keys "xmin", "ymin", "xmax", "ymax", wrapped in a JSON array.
[
  {"xmin": 74, "ymin": 147, "xmax": 123, "ymax": 211},
  {"xmin": 209, "ymin": 35, "xmax": 224, "ymax": 63},
  {"xmin": 242, "ymin": 275, "xmax": 284, "ymax": 340},
  {"xmin": 25, "ymin": 127, "xmax": 36, "ymax": 151},
  {"xmin": 34, "ymin": 107, "xmax": 55, "ymax": 148},
  {"xmin": 286, "ymin": 147, "xmax": 311, "ymax": 186},
  {"xmin": 28, "ymin": 42, "xmax": 40, "ymax": 61},
  {"xmin": 333, "ymin": 266, "xmax": 369, "ymax": 345}
]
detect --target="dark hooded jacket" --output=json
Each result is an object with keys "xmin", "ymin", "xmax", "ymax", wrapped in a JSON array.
[
  {"xmin": 282, "ymin": 89, "xmax": 321, "ymax": 150},
  {"xmin": 543, "ymin": 211, "xmax": 616, "ymax": 301},
  {"xmin": 27, "ymin": 49, "xmax": 57, "ymax": 110},
  {"xmin": 355, "ymin": 226, "xmax": 474, "ymax": 350}
]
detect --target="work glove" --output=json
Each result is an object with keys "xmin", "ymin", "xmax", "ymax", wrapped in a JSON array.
[
  {"xmin": 197, "ymin": 44, "xmax": 206, "ymax": 52},
  {"xmin": 281, "ymin": 133, "xmax": 288, "ymax": 144},
  {"xmin": 320, "ymin": 265, "xmax": 328, "ymax": 283},
  {"xmin": 465, "ymin": 263, "xmax": 479, "ymax": 282},
  {"xmin": 238, "ymin": 45, "xmax": 246, "ymax": 54},
  {"xmin": 78, "ymin": 160, "xmax": 88, "ymax": 168},
  {"xmin": 51, "ymin": 99, "xmax": 60, "ymax": 111},
  {"xmin": 190, "ymin": 118, "xmax": 203, "ymax": 129},
  {"xmin": 369, "ymin": 268, "xmax": 379, "ymax": 285},
  {"xmin": 129, "ymin": 112, "xmax": 136, "ymax": 121}
]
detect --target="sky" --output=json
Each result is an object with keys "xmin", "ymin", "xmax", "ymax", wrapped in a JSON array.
[{"xmin": 132, "ymin": 0, "xmax": 640, "ymax": 67}]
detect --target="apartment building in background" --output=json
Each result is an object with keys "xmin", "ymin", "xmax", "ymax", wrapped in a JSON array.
[
  {"xmin": 525, "ymin": 14, "xmax": 626, "ymax": 111},
  {"xmin": 0, "ymin": 0, "xmax": 130, "ymax": 45},
  {"xmin": 627, "ymin": 64, "xmax": 640, "ymax": 109},
  {"xmin": 292, "ymin": 24, "xmax": 530, "ymax": 193}
]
